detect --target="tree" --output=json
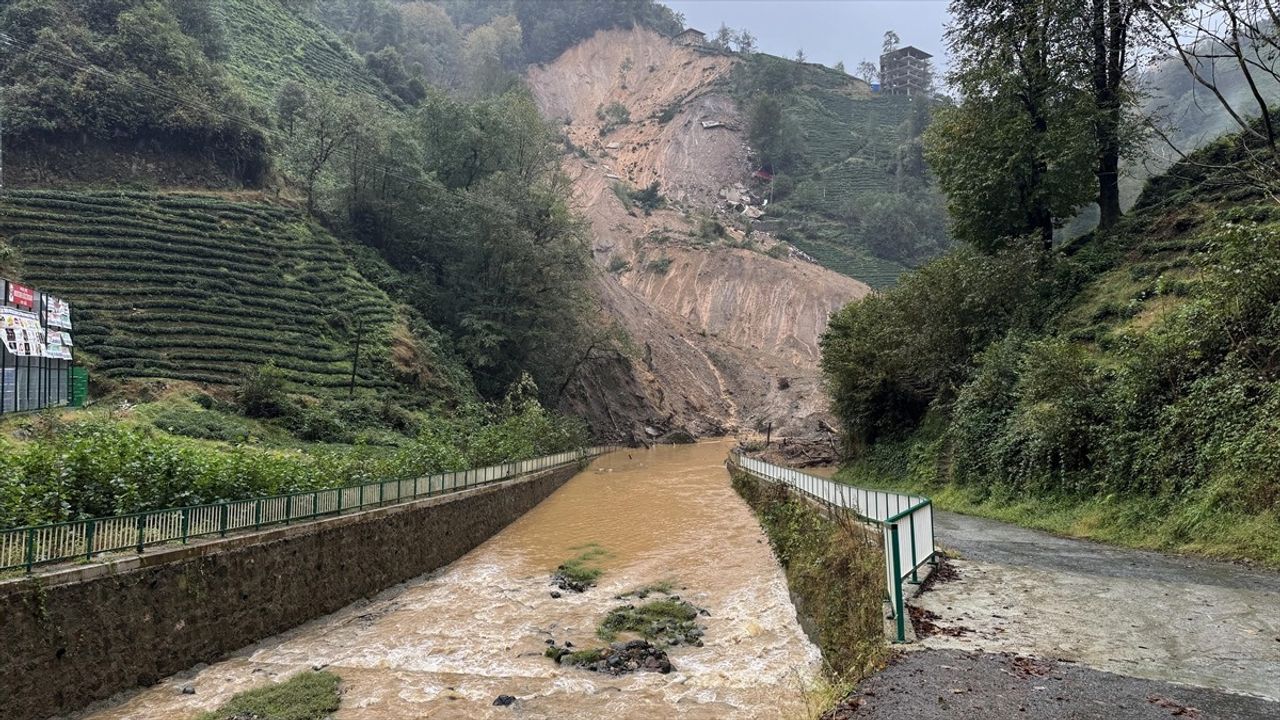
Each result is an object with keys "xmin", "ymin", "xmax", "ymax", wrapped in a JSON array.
[
  {"xmin": 713, "ymin": 23, "xmax": 734, "ymax": 50},
  {"xmin": 882, "ymin": 29, "xmax": 900, "ymax": 55},
  {"xmin": 856, "ymin": 59, "xmax": 878, "ymax": 85},
  {"xmin": 795, "ymin": 47, "xmax": 807, "ymax": 63},
  {"xmin": 834, "ymin": 60, "xmax": 846, "ymax": 73},
  {"xmin": 1087, "ymin": 0, "xmax": 1145, "ymax": 231},
  {"xmin": 747, "ymin": 94, "xmax": 801, "ymax": 172},
  {"xmin": 925, "ymin": 0, "xmax": 1097, "ymax": 250},
  {"xmin": 1144, "ymin": 0, "xmax": 1280, "ymax": 195},
  {"xmin": 735, "ymin": 29, "xmax": 757, "ymax": 54},
  {"xmin": 280, "ymin": 87, "xmax": 362, "ymax": 214}
]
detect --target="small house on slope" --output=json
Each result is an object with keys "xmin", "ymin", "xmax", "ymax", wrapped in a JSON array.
[{"xmin": 674, "ymin": 28, "xmax": 707, "ymax": 48}]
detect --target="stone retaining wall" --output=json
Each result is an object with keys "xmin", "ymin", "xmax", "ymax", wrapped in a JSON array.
[{"xmin": 0, "ymin": 465, "xmax": 578, "ymax": 720}]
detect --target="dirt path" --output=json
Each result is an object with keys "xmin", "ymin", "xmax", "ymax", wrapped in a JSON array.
[{"xmin": 830, "ymin": 510, "xmax": 1280, "ymax": 718}]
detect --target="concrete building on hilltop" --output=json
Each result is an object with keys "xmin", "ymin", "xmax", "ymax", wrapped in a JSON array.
[
  {"xmin": 674, "ymin": 28, "xmax": 707, "ymax": 48},
  {"xmin": 879, "ymin": 46, "xmax": 933, "ymax": 97}
]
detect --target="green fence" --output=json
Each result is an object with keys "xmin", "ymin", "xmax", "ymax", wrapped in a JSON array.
[
  {"xmin": 728, "ymin": 450, "xmax": 935, "ymax": 643},
  {"xmin": 0, "ymin": 446, "xmax": 619, "ymax": 573}
]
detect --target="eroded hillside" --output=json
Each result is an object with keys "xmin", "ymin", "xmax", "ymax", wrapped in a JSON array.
[{"xmin": 528, "ymin": 28, "xmax": 869, "ymax": 440}]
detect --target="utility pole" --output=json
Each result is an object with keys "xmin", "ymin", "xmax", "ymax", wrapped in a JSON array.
[{"xmin": 348, "ymin": 318, "xmax": 363, "ymax": 397}]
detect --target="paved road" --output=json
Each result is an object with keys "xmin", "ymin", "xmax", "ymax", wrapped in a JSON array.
[
  {"xmin": 831, "ymin": 510, "xmax": 1280, "ymax": 718},
  {"xmin": 825, "ymin": 649, "xmax": 1280, "ymax": 720}
]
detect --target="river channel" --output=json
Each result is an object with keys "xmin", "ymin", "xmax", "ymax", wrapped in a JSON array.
[{"xmin": 77, "ymin": 440, "xmax": 822, "ymax": 719}]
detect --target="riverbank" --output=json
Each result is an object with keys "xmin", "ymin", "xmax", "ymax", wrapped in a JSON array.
[
  {"xmin": 72, "ymin": 441, "xmax": 823, "ymax": 720},
  {"xmin": 728, "ymin": 468, "xmax": 888, "ymax": 689}
]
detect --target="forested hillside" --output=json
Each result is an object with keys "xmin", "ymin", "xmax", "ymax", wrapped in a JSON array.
[
  {"xmin": 0, "ymin": 0, "xmax": 699, "ymax": 525},
  {"xmin": 822, "ymin": 0, "xmax": 1280, "ymax": 566},
  {"xmin": 733, "ymin": 54, "xmax": 949, "ymax": 287}
]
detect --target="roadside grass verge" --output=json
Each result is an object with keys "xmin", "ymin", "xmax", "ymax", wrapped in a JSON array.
[
  {"xmin": 838, "ymin": 445, "xmax": 1280, "ymax": 569},
  {"xmin": 194, "ymin": 671, "xmax": 340, "ymax": 720}
]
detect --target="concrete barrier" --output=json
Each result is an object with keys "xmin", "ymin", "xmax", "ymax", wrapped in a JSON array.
[{"xmin": 0, "ymin": 465, "xmax": 579, "ymax": 720}]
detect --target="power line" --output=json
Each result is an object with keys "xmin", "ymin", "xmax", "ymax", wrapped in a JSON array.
[{"xmin": 0, "ymin": 30, "xmax": 563, "ymax": 229}]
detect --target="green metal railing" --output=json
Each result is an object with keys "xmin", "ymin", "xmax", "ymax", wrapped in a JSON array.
[
  {"xmin": 728, "ymin": 450, "xmax": 935, "ymax": 643},
  {"xmin": 0, "ymin": 446, "xmax": 619, "ymax": 574}
]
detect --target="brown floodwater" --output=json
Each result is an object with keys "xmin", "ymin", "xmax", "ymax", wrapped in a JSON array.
[{"xmin": 74, "ymin": 440, "xmax": 822, "ymax": 720}]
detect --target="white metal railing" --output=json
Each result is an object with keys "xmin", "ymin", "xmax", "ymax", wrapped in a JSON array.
[{"xmin": 728, "ymin": 450, "xmax": 935, "ymax": 643}]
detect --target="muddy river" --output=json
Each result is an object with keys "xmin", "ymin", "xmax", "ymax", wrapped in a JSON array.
[{"xmin": 76, "ymin": 441, "xmax": 822, "ymax": 720}]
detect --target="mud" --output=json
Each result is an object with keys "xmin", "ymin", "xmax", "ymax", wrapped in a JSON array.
[
  {"xmin": 529, "ymin": 28, "xmax": 868, "ymax": 441},
  {"xmin": 72, "ymin": 442, "xmax": 822, "ymax": 720},
  {"xmin": 912, "ymin": 511, "xmax": 1280, "ymax": 701}
]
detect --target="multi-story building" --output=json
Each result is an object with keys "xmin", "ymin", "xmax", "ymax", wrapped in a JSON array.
[{"xmin": 879, "ymin": 46, "xmax": 933, "ymax": 97}]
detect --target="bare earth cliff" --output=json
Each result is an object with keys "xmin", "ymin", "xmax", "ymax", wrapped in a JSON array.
[{"xmin": 527, "ymin": 28, "xmax": 869, "ymax": 441}]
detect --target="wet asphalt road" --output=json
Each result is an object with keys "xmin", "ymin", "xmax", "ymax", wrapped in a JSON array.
[
  {"xmin": 827, "ymin": 510, "xmax": 1280, "ymax": 718},
  {"xmin": 934, "ymin": 511, "xmax": 1280, "ymax": 592},
  {"xmin": 825, "ymin": 649, "xmax": 1280, "ymax": 720}
]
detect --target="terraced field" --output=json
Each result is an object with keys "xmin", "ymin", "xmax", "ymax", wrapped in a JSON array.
[
  {"xmin": 217, "ymin": 0, "xmax": 396, "ymax": 108},
  {"xmin": 768, "ymin": 93, "xmax": 922, "ymax": 288},
  {"xmin": 0, "ymin": 191, "xmax": 403, "ymax": 392}
]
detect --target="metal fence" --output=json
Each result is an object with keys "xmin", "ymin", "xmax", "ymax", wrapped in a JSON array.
[
  {"xmin": 728, "ymin": 451, "xmax": 935, "ymax": 643},
  {"xmin": 0, "ymin": 446, "xmax": 619, "ymax": 574}
]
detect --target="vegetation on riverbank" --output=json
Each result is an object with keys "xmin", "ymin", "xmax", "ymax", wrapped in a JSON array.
[
  {"xmin": 0, "ymin": 380, "xmax": 587, "ymax": 529},
  {"xmin": 730, "ymin": 469, "xmax": 887, "ymax": 682},
  {"xmin": 194, "ymin": 671, "xmax": 340, "ymax": 720},
  {"xmin": 821, "ymin": 24, "xmax": 1280, "ymax": 567}
]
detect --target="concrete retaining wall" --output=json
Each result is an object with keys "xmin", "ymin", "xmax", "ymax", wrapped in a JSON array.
[{"xmin": 0, "ymin": 465, "xmax": 578, "ymax": 720}]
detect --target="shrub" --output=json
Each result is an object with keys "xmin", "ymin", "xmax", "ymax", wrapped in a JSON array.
[
  {"xmin": 607, "ymin": 256, "xmax": 631, "ymax": 274},
  {"xmin": 236, "ymin": 362, "xmax": 292, "ymax": 418},
  {"xmin": 646, "ymin": 257, "xmax": 673, "ymax": 274}
]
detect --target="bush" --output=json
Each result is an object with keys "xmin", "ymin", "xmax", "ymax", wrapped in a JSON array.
[
  {"xmin": 150, "ymin": 404, "xmax": 254, "ymax": 443},
  {"xmin": 645, "ymin": 257, "xmax": 673, "ymax": 274},
  {"xmin": 236, "ymin": 363, "xmax": 292, "ymax": 418}
]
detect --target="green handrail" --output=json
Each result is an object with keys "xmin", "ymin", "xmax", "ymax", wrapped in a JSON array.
[{"xmin": 0, "ymin": 446, "xmax": 619, "ymax": 574}]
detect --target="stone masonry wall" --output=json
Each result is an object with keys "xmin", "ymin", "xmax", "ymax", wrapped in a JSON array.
[{"xmin": 0, "ymin": 466, "xmax": 577, "ymax": 720}]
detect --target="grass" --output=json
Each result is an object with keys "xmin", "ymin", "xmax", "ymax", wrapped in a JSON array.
[
  {"xmin": 597, "ymin": 598, "xmax": 701, "ymax": 644},
  {"xmin": 838, "ymin": 435, "xmax": 1280, "ymax": 569},
  {"xmin": 730, "ymin": 469, "xmax": 888, "ymax": 682},
  {"xmin": 556, "ymin": 543, "xmax": 610, "ymax": 585},
  {"xmin": 194, "ymin": 671, "xmax": 340, "ymax": 720}
]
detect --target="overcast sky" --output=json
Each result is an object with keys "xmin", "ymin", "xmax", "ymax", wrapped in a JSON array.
[{"xmin": 662, "ymin": 0, "xmax": 951, "ymax": 75}]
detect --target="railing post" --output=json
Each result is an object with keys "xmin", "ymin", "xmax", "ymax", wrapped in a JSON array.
[
  {"xmin": 255, "ymin": 498, "xmax": 263, "ymax": 529},
  {"xmin": 85, "ymin": 520, "xmax": 96, "ymax": 561},
  {"xmin": 286, "ymin": 495, "xmax": 293, "ymax": 526},
  {"xmin": 312, "ymin": 492, "xmax": 318, "ymax": 519},
  {"xmin": 219, "ymin": 503, "xmax": 229, "ymax": 538},
  {"xmin": 359, "ymin": 484, "xmax": 365, "ymax": 508},
  {"xmin": 337, "ymin": 487, "xmax": 344, "ymax": 514},
  {"xmin": 909, "ymin": 512, "xmax": 919, "ymax": 584},
  {"xmin": 181, "ymin": 508, "xmax": 190, "ymax": 545},
  {"xmin": 25, "ymin": 527, "xmax": 35, "ymax": 573},
  {"xmin": 890, "ymin": 523, "xmax": 905, "ymax": 643},
  {"xmin": 136, "ymin": 514, "xmax": 146, "ymax": 554}
]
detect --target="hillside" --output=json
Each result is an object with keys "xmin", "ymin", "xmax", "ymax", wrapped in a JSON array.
[
  {"xmin": 217, "ymin": 0, "xmax": 396, "ymax": 107},
  {"xmin": 732, "ymin": 56, "xmax": 949, "ymax": 288},
  {"xmin": 822, "ymin": 122, "xmax": 1280, "ymax": 566},
  {"xmin": 0, "ymin": 190, "xmax": 459, "ymax": 396},
  {"xmin": 528, "ymin": 28, "xmax": 870, "ymax": 439}
]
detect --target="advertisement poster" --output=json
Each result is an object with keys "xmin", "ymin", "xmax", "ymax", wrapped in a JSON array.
[{"xmin": 7, "ymin": 282, "xmax": 35, "ymax": 310}]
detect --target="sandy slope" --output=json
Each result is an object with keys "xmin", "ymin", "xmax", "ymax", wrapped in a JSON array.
[{"xmin": 527, "ymin": 28, "xmax": 869, "ymax": 440}]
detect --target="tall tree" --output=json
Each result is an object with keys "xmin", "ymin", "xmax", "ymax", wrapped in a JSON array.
[
  {"xmin": 1088, "ymin": 0, "xmax": 1140, "ymax": 230},
  {"xmin": 926, "ymin": 0, "xmax": 1096, "ymax": 250}
]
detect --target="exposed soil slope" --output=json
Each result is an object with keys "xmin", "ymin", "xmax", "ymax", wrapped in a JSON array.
[{"xmin": 527, "ymin": 28, "xmax": 869, "ymax": 440}]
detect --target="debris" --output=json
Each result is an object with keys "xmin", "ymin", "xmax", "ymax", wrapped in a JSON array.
[{"xmin": 493, "ymin": 695, "xmax": 517, "ymax": 707}]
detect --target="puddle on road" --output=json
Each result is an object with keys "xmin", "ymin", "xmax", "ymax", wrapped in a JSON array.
[{"xmin": 78, "ymin": 440, "xmax": 821, "ymax": 720}]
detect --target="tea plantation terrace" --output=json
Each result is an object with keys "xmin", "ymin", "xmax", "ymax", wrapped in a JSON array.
[{"xmin": 0, "ymin": 191, "xmax": 401, "ymax": 391}]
